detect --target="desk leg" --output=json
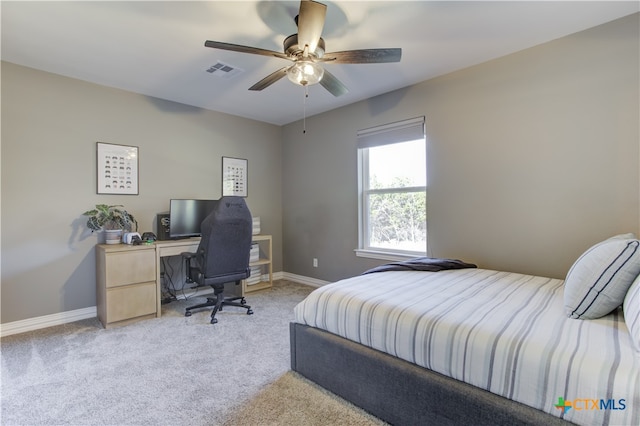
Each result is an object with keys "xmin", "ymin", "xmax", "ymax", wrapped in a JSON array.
[{"xmin": 155, "ymin": 248, "xmax": 162, "ymax": 318}]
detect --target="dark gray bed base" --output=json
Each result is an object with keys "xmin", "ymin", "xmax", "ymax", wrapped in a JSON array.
[{"xmin": 290, "ymin": 322, "xmax": 571, "ymax": 426}]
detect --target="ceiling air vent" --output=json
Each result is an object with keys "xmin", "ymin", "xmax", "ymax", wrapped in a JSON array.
[{"xmin": 206, "ymin": 61, "xmax": 244, "ymax": 79}]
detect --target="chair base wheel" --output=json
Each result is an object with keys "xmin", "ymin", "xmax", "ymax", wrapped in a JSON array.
[
  {"xmin": 247, "ymin": 309, "xmax": 254, "ymax": 315},
  {"xmin": 185, "ymin": 311, "xmax": 192, "ymax": 317},
  {"xmin": 210, "ymin": 317, "xmax": 218, "ymax": 324}
]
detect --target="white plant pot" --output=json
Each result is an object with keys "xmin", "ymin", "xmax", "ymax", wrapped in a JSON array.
[{"xmin": 104, "ymin": 229, "xmax": 123, "ymax": 245}]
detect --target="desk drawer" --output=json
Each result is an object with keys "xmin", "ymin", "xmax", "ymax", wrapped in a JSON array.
[
  {"xmin": 106, "ymin": 281, "xmax": 156, "ymax": 323},
  {"xmin": 105, "ymin": 250, "xmax": 156, "ymax": 288}
]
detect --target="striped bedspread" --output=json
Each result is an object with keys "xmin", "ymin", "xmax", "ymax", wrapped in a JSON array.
[{"xmin": 293, "ymin": 269, "xmax": 640, "ymax": 425}]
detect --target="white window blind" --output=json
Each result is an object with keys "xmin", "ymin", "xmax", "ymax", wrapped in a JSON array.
[{"xmin": 357, "ymin": 116, "xmax": 425, "ymax": 149}]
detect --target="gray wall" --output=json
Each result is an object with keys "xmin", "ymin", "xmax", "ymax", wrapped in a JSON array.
[
  {"xmin": 2, "ymin": 14, "xmax": 638, "ymax": 325},
  {"xmin": 282, "ymin": 14, "xmax": 640, "ymax": 281},
  {"xmin": 1, "ymin": 62, "xmax": 283, "ymax": 324}
]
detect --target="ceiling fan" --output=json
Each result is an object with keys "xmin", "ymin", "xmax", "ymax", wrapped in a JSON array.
[{"xmin": 204, "ymin": 0, "xmax": 402, "ymax": 97}]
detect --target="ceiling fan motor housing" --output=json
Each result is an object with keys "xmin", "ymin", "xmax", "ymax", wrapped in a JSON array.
[{"xmin": 284, "ymin": 34, "xmax": 325, "ymax": 59}]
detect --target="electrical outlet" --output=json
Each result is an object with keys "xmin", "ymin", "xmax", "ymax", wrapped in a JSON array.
[{"xmin": 313, "ymin": 258, "xmax": 318, "ymax": 268}]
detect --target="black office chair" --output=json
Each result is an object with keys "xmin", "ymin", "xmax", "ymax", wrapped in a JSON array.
[{"xmin": 182, "ymin": 196, "xmax": 254, "ymax": 324}]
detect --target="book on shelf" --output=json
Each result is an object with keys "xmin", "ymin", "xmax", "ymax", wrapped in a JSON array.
[
  {"xmin": 246, "ymin": 265, "xmax": 263, "ymax": 285},
  {"xmin": 250, "ymin": 243, "xmax": 259, "ymax": 262}
]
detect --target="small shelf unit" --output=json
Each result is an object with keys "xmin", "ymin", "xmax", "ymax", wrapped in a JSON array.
[{"xmin": 244, "ymin": 234, "xmax": 273, "ymax": 293}]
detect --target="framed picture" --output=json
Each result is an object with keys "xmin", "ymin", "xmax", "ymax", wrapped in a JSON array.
[
  {"xmin": 96, "ymin": 142, "xmax": 139, "ymax": 195},
  {"xmin": 222, "ymin": 156, "xmax": 248, "ymax": 197}
]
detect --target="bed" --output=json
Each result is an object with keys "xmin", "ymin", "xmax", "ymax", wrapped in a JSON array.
[{"xmin": 290, "ymin": 236, "xmax": 640, "ymax": 426}]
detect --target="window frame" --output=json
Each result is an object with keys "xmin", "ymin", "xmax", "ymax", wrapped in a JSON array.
[{"xmin": 355, "ymin": 117, "xmax": 426, "ymax": 261}]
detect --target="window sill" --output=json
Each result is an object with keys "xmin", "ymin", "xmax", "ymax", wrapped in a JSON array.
[{"xmin": 354, "ymin": 249, "xmax": 423, "ymax": 262}]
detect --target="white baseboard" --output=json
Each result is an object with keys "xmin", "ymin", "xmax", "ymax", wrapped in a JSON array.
[
  {"xmin": 0, "ymin": 306, "xmax": 97, "ymax": 338},
  {"xmin": 173, "ymin": 286, "xmax": 216, "ymax": 300},
  {"xmin": 0, "ymin": 271, "xmax": 328, "ymax": 337},
  {"xmin": 280, "ymin": 272, "xmax": 330, "ymax": 288}
]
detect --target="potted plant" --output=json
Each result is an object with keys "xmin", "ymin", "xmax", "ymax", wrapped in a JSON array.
[{"xmin": 82, "ymin": 204, "xmax": 138, "ymax": 244}]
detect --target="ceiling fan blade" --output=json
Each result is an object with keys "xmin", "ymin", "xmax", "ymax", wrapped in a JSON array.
[
  {"xmin": 320, "ymin": 69, "xmax": 348, "ymax": 97},
  {"xmin": 320, "ymin": 48, "xmax": 402, "ymax": 64},
  {"xmin": 248, "ymin": 67, "xmax": 289, "ymax": 91},
  {"xmin": 296, "ymin": 0, "xmax": 327, "ymax": 54},
  {"xmin": 205, "ymin": 40, "xmax": 291, "ymax": 61}
]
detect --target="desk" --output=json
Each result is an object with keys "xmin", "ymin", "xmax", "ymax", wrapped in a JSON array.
[{"xmin": 96, "ymin": 235, "xmax": 272, "ymax": 328}]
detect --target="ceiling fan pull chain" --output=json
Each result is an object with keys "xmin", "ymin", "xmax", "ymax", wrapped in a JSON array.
[{"xmin": 303, "ymin": 85, "xmax": 309, "ymax": 134}]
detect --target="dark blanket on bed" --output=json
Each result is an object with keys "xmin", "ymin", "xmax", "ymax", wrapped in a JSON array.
[{"xmin": 362, "ymin": 257, "xmax": 477, "ymax": 274}]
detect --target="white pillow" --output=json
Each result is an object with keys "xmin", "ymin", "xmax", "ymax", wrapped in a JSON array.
[
  {"xmin": 623, "ymin": 275, "xmax": 640, "ymax": 352},
  {"xmin": 606, "ymin": 233, "xmax": 637, "ymax": 241},
  {"xmin": 564, "ymin": 236, "xmax": 640, "ymax": 319}
]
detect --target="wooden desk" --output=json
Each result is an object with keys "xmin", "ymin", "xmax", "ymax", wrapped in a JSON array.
[{"xmin": 96, "ymin": 235, "xmax": 273, "ymax": 328}]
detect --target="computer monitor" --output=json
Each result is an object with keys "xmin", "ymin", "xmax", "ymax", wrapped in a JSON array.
[{"xmin": 169, "ymin": 199, "xmax": 218, "ymax": 239}]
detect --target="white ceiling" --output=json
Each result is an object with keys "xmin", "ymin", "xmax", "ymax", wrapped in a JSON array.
[{"xmin": 2, "ymin": 1, "xmax": 638, "ymax": 125}]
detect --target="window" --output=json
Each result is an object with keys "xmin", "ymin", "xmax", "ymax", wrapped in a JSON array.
[{"xmin": 357, "ymin": 117, "xmax": 426, "ymax": 260}]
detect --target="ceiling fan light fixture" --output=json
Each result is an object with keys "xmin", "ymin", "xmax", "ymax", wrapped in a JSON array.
[{"xmin": 287, "ymin": 60, "xmax": 324, "ymax": 86}]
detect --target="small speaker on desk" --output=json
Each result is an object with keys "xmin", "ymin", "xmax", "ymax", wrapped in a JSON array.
[{"xmin": 157, "ymin": 213, "xmax": 170, "ymax": 240}]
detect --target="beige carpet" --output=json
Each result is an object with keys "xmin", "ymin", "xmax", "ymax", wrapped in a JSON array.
[
  {"xmin": 223, "ymin": 371, "xmax": 386, "ymax": 426},
  {"xmin": 1, "ymin": 280, "xmax": 388, "ymax": 425}
]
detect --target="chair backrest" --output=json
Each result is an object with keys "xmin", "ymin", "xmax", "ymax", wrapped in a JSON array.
[{"xmin": 196, "ymin": 196, "xmax": 252, "ymax": 282}]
